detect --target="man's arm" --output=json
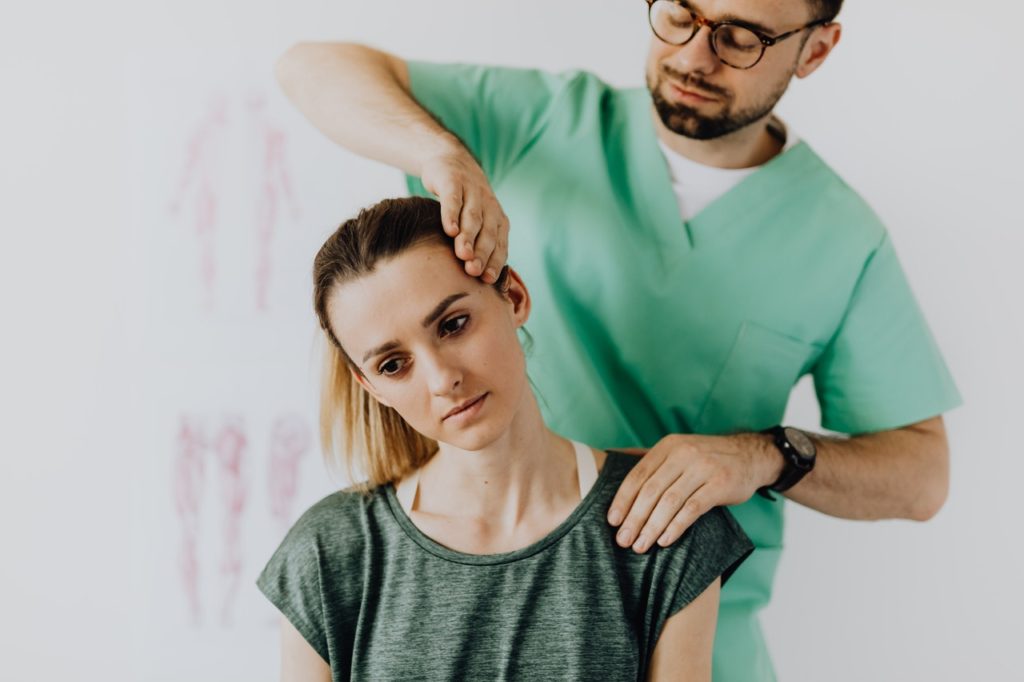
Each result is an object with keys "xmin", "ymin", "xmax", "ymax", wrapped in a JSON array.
[
  {"xmin": 276, "ymin": 42, "xmax": 509, "ymax": 282},
  {"xmin": 608, "ymin": 415, "xmax": 950, "ymax": 553},
  {"xmin": 783, "ymin": 416, "xmax": 948, "ymax": 520}
]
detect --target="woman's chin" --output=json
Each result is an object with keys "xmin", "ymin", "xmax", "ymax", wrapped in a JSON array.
[
  {"xmin": 434, "ymin": 416, "xmax": 514, "ymax": 453},
  {"xmin": 417, "ymin": 393, "xmax": 526, "ymax": 453},
  {"xmin": 440, "ymin": 427, "xmax": 503, "ymax": 453}
]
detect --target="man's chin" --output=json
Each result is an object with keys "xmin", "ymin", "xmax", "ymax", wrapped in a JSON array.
[
  {"xmin": 651, "ymin": 91, "xmax": 723, "ymax": 140},
  {"xmin": 656, "ymin": 106, "xmax": 725, "ymax": 140}
]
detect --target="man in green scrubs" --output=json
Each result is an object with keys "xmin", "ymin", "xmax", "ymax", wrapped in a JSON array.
[{"xmin": 275, "ymin": 0, "xmax": 960, "ymax": 678}]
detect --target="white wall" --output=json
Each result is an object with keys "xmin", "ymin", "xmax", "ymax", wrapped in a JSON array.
[{"xmin": 1, "ymin": 1, "xmax": 1021, "ymax": 680}]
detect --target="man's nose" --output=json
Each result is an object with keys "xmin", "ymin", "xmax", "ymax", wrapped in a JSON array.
[{"xmin": 668, "ymin": 27, "xmax": 720, "ymax": 76}]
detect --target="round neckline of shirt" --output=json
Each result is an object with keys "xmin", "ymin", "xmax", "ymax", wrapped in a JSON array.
[
  {"xmin": 383, "ymin": 451, "xmax": 622, "ymax": 566},
  {"xmin": 654, "ymin": 115, "xmax": 799, "ymax": 175}
]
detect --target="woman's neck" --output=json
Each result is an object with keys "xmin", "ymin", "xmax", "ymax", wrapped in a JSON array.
[{"xmin": 412, "ymin": 391, "xmax": 580, "ymax": 538}]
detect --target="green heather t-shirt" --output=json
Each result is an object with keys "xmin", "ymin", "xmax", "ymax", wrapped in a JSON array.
[{"xmin": 257, "ymin": 452, "xmax": 753, "ymax": 681}]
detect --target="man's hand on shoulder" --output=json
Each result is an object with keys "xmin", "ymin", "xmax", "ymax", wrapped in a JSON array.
[{"xmin": 607, "ymin": 433, "xmax": 780, "ymax": 553}]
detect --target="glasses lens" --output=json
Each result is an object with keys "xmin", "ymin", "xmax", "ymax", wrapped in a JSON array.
[
  {"xmin": 712, "ymin": 25, "xmax": 764, "ymax": 68},
  {"xmin": 650, "ymin": 1, "xmax": 697, "ymax": 45}
]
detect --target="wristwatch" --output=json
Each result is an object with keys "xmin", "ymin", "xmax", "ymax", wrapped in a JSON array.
[{"xmin": 757, "ymin": 426, "xmax": 816, "ymax": 501}]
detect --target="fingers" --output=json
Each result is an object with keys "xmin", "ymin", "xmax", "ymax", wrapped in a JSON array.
[
  {"xmin": 605, "ymin": 433, "xmax": 755, "ymax": 553},
  {"xmin": 611, "ymin": 454, "xmax": 684, "ymax": 550},
  {"xmin": 456, "ymin": 196, "xmax": 484, "ymax": 272},
  {"xmin": 423, "ymin": 154, "xmax": 509, "ymax": 281},
  {"xmin": 655, "ymin": 486, "xmax": 713, "ymax": 549},
  {"xmin": 476, "ymin": 212, "xmax": 509, "ymax": 284},
  {"xmin": 455, "ymin": 198, "xmax": 510, "ymax": 282},
  {"xmin": 607, "ymin": 449, "xmax": 665, "ymax": 528},
  {"xmin": 631, "ymin": 473, "xmax": 705, "ymax": 553},
  {"xmin": 439, "ymin": 186, "xmax": 464, "ymax": 238},
  {"xmin": 469, "ymin": 212, "xmax": 497, "ymax": 279}
]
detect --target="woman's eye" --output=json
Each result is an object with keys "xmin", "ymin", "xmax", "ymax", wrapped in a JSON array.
[
  {"xmin": 378, "ymin": 357, "xmax": 407, "ymax": 376},
  {"xmin": 439, "ymin": 315, "xmax": 469, "ymax": 337}
]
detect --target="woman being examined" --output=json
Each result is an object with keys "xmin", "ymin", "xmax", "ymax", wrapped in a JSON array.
[{"xmin": 256, "ymin": 196, "xmax": 753, "ymax": 681}]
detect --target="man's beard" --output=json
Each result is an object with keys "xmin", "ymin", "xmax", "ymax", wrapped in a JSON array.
[{"xmin": 647, "ymin": 65, "xmax": 792, "ymax": 140}]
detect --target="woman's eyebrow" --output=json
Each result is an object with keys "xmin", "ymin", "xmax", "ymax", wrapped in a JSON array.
[
  {"xmin": 360, "ymin": 293, "xmax": 470, "ymax": 364},
  {"xmin": 421, "ymin": 292, "xmax": 469, "ymax": 328},
  {"xmin": 362, "ymin": 341, "xmax": 400, "ymax": 364}
]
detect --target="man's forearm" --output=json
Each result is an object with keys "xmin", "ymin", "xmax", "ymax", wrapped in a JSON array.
[
  {"xmin": 277, "ymin": 42, "xmax": 511, "ymax": 281},
  {"xmin": 766, "ymin": 416, "xmax": 950, "ymax": 521},
  {"xmin": 276, "ymin": 42, "xmax": 464, "ymax": 176},
  {"xmin": 606, "ymin": 417, "xmax": 951, "ymax": 551}
]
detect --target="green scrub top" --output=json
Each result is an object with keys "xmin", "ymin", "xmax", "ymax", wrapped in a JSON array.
[{"xmin": 405, "ymin": 62, "xmax": 960, "ymax": 681}]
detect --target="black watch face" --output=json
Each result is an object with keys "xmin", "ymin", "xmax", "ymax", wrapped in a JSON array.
[{"xmin": 784, "ymin": 427, "xmax": 816, "ymax": 460}]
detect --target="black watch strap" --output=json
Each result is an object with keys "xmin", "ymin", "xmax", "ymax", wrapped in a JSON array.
[
  {"xmin": 771, "ymin": 463, "xmax": 810, "ymax": 493},
  {"xmin": 757, "ymin": 426, "xmax": 815, "ymax": 501}
]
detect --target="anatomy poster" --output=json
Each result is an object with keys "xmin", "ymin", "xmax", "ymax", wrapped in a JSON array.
[{"xmin": 126, "ymin": 48, "xmax": 403, "ymax": 681}]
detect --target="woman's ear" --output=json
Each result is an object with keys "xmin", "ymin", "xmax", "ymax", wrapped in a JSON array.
[
  {"xmin": 502, "ymin": 267, "xmax": 531, "ymax": 328},
  {"xmin": 351, "ymin": 367, "xmax": 392, "ymax": 408}
]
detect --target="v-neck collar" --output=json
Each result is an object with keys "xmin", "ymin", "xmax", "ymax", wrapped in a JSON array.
[
  {"xmin": 683, "ymin": 140, "xmax": 819, "ymax": 248},
  {"xmin": 622, "ymin": 88, "xmax": 694, "ymax": 260},
  {"xmin": 621, "ymin": 88, "xmax": 821, "ymax": 256}
]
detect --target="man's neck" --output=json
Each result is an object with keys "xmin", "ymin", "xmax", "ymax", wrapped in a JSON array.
[{"xmin": 653, "ymin": 107, "xmax": 784, "ymax": 169}]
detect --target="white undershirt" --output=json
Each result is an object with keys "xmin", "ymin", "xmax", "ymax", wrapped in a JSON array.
[{"xmin": 658, "ymin": 117, "xmax": 800, "ymax": 221}]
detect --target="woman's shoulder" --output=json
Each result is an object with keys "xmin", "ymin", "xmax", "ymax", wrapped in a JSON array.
[
  {"xmin": 599, "ymin": 450, "xmax": 646, "ymax": 488},
  {"xmin": 256, "ymin": 485, "xmax": 392, "ymax": 666},
  {"xmin": 299, "ymin": 483, "xmax": 383, "ymax": 520},
  {"xmin": 257, "ymin": 484, "xmax": 394, "ymax": 607},
  {"xmin": 259, "ymin": 483, "xmax": 397, "ymax": 585},
  {"xmin": 598, "ymin": 451, "xmax": 753, "ymax": 584},
  {"xmin": 284, "ymin": 484, "xmax": 390, "ymax": 549}
]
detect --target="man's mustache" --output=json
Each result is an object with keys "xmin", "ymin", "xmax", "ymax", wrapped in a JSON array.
[{"xmin": 660, "ymin": 64, "xmax": 731, "ymax": 100}]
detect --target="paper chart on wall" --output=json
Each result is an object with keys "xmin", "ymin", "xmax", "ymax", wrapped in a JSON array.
[{"xmin": 125, "ymin": 47, "xmax": 405, "ymax": 682}]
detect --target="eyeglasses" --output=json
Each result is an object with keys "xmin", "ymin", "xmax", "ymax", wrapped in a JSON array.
[{"xmin": 646, "ymin": 0, "xmax": 830, "ymax": 70}]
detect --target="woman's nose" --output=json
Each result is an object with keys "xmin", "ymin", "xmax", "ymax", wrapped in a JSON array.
[{"xmin": 423, "ymin": 353, "xmax": 462, "ymax": 396}]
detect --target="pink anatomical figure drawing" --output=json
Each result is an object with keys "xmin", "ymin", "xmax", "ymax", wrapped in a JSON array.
[
  {"xmin": 267, "ymin": 413, "xmax": 312, "ymax": 533},
  {"xmin": 168, "ymin": 96, "xmax": 229, "ymax": 310},
  {"xmin": 173, "ymin": 415, "xmax": 208, "ymax": 626},
  {"xmin": 168, "ymin": 91, "xmax": 299, "ymax": 312},
  {"xmin": 172, "ymin": 412, "xmax": 251, "ymax": 627},
  {"xmin": 172, "ymin": 411, "xmax": 310, "ymax": 628},
  {"xmin": 211, "ymin": 415, "xmax": 249, "ymax": 627},
  {"xmin": 248, "ymin": 92, "xmax": 300, "ymax": 311}
]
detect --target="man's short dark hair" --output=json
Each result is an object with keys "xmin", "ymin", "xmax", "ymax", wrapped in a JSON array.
[{"xmin": 808, "ymin": 0, "xmax": 843, "ymax": 21}]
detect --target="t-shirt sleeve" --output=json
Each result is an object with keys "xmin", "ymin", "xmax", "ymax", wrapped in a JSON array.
[
  {"xmin": 665, "ymin": 506, "xmax": 754, "ymax": 617},
  {"xmin": 256, "ymin": 516, "xmax": 330, "ymax": 663},
  {"xmin": 812, "ymin": 233, "xmax": 962, "ymax": 434},
  {"xmin": 404, "ymin": 61, "xmax": 574, "ymax": 189}
]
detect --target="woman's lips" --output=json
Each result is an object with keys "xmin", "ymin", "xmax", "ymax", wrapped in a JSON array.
[{"xmin": 443, "ymin": 393, "xmax": 488, "ymax": 423}]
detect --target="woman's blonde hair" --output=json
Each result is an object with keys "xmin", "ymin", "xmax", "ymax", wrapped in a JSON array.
[{"xmin": 313, "ymin": 196, "xmax": 509, "ymax": 490}]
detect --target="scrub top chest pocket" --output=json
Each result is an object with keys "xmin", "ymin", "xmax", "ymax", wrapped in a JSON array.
[{"xmin": 695, "ymin": 320, "xmax": 821, "ymax": 435}]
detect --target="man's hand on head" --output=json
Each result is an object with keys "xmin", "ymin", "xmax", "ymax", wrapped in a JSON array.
[
  {"xmin": 607, "ymin": 433, "xmax": 782, "ymax": 553},
  {"xmin": 420, "ymin": 147, "xmax": 509, "ymax": 284}
]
